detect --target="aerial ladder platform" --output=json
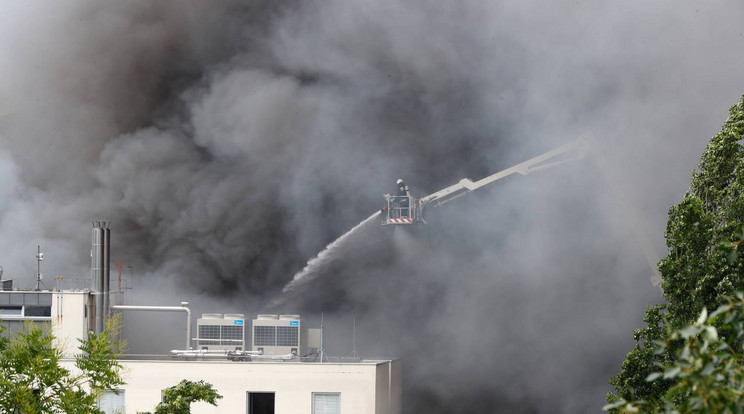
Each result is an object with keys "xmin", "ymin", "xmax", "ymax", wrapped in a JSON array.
[{"xmin": 381, "ymin": 136, "xmax": 591, "ymax": 225}]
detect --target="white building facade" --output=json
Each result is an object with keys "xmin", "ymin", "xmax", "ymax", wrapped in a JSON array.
[
  {"xmin": 1, "ymin": 289, "xmax": 401, "ymax": 414},
  {"xmin": 95, "ymin": 358, "xmax": 401, "ymax": 414}
]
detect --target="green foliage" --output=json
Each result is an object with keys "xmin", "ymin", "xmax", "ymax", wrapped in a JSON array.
[
  {"xmin": 0, "ymin": 315, "xmax": 125, "ymax": 414},
  {"xmin": 608, "ymin": 94, "xmax": 744, "ymax": 409},
  {"xmin": 138, "ymin": 379, "xmax": 222, "ymax": 414},
  {"xmin": 605, "ymin": 293, "xmax": 744, "ymax": 413},
  {"xmin": 76, "ymin": 313, "xmax": 127, "ymax": 392},
  {"xmin": 718, "ymin": 224, "xmax": 744, "ymax": 265},
  {"xmin": 608, "ymin": 305, "xmax": 674, "ymax": 404},
  {"xmin": 661, "ymin": 94, "xmax": 744, "ymax": 324}
]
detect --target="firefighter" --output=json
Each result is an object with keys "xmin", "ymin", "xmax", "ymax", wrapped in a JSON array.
[
  {"xmin": 396, "ymin": 179, "xmax": 407, "ymax": 196},
  {"xmin": 396, "ymin": 179, "xmax": 410, "ymax": 218}
]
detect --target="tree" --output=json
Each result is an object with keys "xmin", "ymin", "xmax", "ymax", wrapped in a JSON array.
[
  {"xmin": 607, "ymin": 94, "xmax": 744, "ymax": 409},
  {"xmin": 605, "ymin": 293, "xmax": 744, "ymax": 413},
  {"xmin": 0, "ymin": 315, "xmax": 126, "ymax": 413},
  {"xmin": 138, "ymin": 379, "xmax": 222, "ymax": 414}
]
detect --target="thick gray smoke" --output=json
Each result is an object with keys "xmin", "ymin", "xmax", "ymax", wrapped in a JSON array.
[{"xmin": 2, "ymin": 0, "xmax": 744, "ymax": 412}]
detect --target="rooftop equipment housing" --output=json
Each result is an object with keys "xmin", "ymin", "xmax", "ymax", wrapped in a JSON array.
[
  {"xmin": 196, "ymin": 313, "xmax": 246, "ymax": 351},
  {"xmin": 252, "ymin": 314, "xmax": 304, "ymax": 356}
]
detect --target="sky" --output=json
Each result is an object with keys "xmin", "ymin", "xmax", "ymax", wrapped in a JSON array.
[{"xmin": 1, "ymin": 1, "xmax": 744, "ymax": 412}]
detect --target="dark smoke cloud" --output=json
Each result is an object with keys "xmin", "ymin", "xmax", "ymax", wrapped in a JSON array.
[{"xmin": 1, "ymin": 0, "xmax": 744, "ymax": 412}]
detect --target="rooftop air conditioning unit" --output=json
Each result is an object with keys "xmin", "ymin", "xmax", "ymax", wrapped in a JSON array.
[{"xmin": 196, "ymin": 313, "xmax": 245, "ymax": 351}]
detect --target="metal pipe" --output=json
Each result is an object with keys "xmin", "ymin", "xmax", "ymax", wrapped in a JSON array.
[
  {"xmin": 92, "ymin": 224, "xmax": 105, "ymax": 334},
  {"xmin": 319, "ymin": 312, "xmax": 324, "ymax": 363},
  {"xmin": 111, "ymin": 303, "xmax": 191, "ymax": 350},
  {"xmin": 102, "ymin": 226, "xmax": 110, "ymax": 324},
  {"xmin": 170, "ymin": 349, "xmax": 263, "ymax": 357}
]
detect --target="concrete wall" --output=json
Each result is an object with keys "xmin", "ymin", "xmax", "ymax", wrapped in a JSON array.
[
  {"xmin": 109, "ymin": 359, "xmax": 401, "ymax": 414},
  {"xmin": 0, "ymin": 290, "xmax": 88, "ymax": 356},
  {"xmin": 51, "ymin": 291, "xmax": 88, "ymax": 356},
  {"xmin": 375, "ymin": 360, "xmax": 402, "ymax": 414}
]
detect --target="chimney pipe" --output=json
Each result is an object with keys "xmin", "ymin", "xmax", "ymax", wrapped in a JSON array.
[
  {"xmin": 91, "ymin": 222, "xmax": 110, "ymax": 334},
  {"xmin": 103, "ymin": 224, "xmax": 110, "ymax": 326}
]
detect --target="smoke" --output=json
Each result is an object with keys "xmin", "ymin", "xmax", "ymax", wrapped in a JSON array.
[{"xmin": 2, "ymin": 0, "xmax": 744, "ymax": 412}]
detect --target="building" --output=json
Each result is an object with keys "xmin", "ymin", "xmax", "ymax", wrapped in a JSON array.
[
  {"xmin": 0, "ymin": 289, "xmax": 92, "ymax": 357},
  {"xmin": 90, "ymin": 358, "xmax": 401, "ymax": 414},
  {"xmin": 0, "ymin": 224, "xmax": 402, "ymax": 414}
]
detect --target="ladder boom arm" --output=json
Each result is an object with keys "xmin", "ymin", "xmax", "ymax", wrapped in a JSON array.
[{"xmin": 419, "ymin": 137, "xmax": 590, "ymax": 208}]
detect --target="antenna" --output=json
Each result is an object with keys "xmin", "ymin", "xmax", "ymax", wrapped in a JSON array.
[
  {"xmin": 319, "ymin": 312, "xmax": 327, "ymax": 363},
  {"xmin": 0, "ymin": 266, "xmax": 8, "ymax": 292},
  {"xmin": 34, "ymin": 245, "xmax": 46, "ymax": 291},
  {"xmin": 350, "ymin": 312, "xmax": 360, "ymax": 361}
]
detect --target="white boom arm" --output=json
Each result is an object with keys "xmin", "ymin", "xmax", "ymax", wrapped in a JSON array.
[{"xmin": 419, "ymin": 137, "xmax": 591, "ymax": 208}]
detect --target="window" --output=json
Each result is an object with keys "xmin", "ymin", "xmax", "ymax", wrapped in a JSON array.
[
  {"xmin": 313, "ymin": 393, "xmax": 340, "ymax": 414},
  {"xmin": 276, "ymin": 326, "xmax": 298, "ymax": 346},
  {"xmin": 0, "ymin": 306, "xmax": 22, "ymax": 316},
  {"xmin": 24, "ymin": 306, "xmax": 52, "ymax": 317},
  {"xmin": 98, "ymin": 390, "xmax": 125, "ymax": 414},
  {"xmin": 254, "ymin": 326, "xmax": 276, "ymax": 346},
  {"xmin": 0, "ymin": 293, "xmax": 53, "ymax": 320},
  {"xmin": 246, "ymin": 392, "xmax": 275, "ymax": 414},
  {"xmin": 0, "ymin": 305, "xmax": 52, "ymax": 318}
]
